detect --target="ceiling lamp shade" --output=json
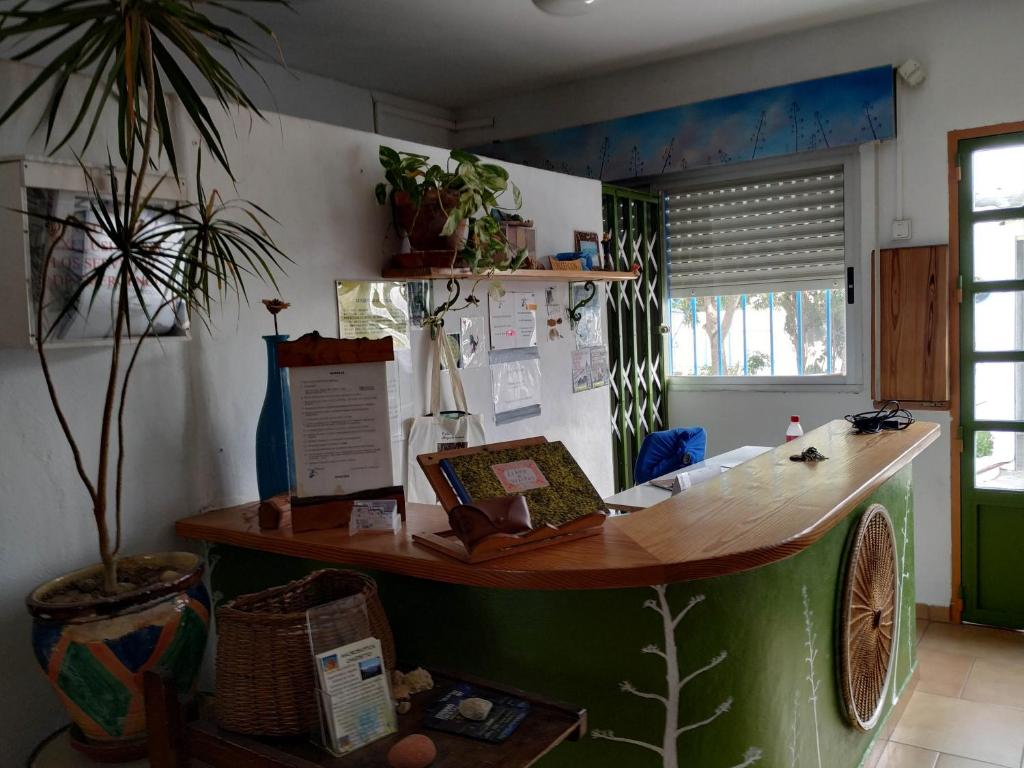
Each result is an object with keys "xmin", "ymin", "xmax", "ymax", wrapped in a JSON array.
[{"xmin": 532, "ymin": 0, "xmax": 602, "ymax": 17}]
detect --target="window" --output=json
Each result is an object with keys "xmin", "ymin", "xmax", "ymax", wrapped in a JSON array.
[{"xmin": 663, "ymin": 155, "xmax": 857, "ymax": 383}]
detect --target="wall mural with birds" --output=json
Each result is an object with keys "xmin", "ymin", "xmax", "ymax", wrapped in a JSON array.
[{"xmin": 468, "ymin": 66, "xmax": 894, "ymax": 182}]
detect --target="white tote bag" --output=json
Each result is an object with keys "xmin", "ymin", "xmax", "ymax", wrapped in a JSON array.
[{"xmin": 405, "ymin": 331, "xmax": 485, "ymax": 503}]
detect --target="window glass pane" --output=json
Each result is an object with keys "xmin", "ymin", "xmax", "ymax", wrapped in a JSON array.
[
  {"xmin": 973, "ymin": 219, "xmax": 1024, "ymax": 283},
  {"xmin": 770, "ymin": 291, "xmax": 799, "ymax": 376},
  {"xmin": 975, "ymin": 362, "xmax": 1024, "ymax": 421},
  {"xmin": 829, "ymin": 287, "xmax": 847, "ymax": 374},
  {"xmin": 694, "ymin": 296, "xmax": 717, "ymax": 375},
  {"xmin": 975, "ymin": 291, "xmax": 1024, "ymax": 351},
  {"xmin": 801, "ymin": 289, "xmax": 830, "ymax": 374},
  {"xmin": 745, "ymin": 294, "xmax": 773, "ymax": 376},
  {"xmin": 717, "ymin": 295, "xmax": 744, "ymax": 375},
  {"xmin": 669, "ymin": 298, "xmax": 696, "ymax": 376},
  {"xmin": 972, "ymin": 145, "xmax": 1024, "ymax": 212},
  {"xmin": 975, "ymin": 430, "xmax": 1024, "ymax": 490}
]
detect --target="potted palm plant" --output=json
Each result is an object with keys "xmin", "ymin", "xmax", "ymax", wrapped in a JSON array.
[{"xmin": 1, "ymin": 0, "xmax": 289, "ymax": 758}]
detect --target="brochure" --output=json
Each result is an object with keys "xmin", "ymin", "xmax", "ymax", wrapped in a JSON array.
[{"xmin": 314, "ymin": 637, "xmax": 396, "ymax": 755}]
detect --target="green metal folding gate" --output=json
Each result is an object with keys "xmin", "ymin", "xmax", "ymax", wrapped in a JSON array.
[{"xmin": 602, "ymin": 185, "xmax": 668, "ymax": 492}]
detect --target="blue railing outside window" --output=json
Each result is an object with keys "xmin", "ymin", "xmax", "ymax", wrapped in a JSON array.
[{"xmin": 670, "ymin": 287, "xmax": 844, "ymax": 377}]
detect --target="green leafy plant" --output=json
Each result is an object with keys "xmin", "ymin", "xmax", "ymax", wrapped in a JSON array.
[
  {"xmin": 977, "ymin": 430, "xmax": 994, "ymax": 459},
  {"xmin": 1, "ymin": 0, "xmax": 291, "ymax": 594},
  {"xmin": 375, "ymin": 146, "xmax": 527, "ymax": 273}
]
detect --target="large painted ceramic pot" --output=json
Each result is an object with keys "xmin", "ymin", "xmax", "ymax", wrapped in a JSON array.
[{"xmin": 26, "ymin": 552, "xmax": 209, "ymax": 756}]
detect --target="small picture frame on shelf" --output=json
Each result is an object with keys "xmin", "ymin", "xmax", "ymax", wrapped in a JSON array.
[{"xmin": 574, "ymin": 230, "xmax": 602, "ymax": 270}]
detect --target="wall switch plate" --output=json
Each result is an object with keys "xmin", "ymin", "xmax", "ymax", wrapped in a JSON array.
[{"xmin": 892, "ymin": 219, "xmax": 912, "ymax": 240}]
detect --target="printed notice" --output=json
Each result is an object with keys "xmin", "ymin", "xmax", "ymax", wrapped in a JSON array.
[
  {"xmin": 337, "ymin": 281, "xmax": 410, "ymax": 350},
  {"xmin": 315, "ymin": 637, "xmax": 396, "ymax": 755},
  {"xmin": 290, "ymin": 362, "xmax": 393, "ymax": 498},
  {"xmin": 489, "ymin": 291, "xmax": 538, "ymax": 350}
]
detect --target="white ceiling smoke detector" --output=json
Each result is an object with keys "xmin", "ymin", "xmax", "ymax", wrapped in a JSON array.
[
  {"xmin": 532, "ymin": 0, "xmax": 602, "ymax": 17},
  {"xmin": 897, "ymin": 59, "xmax": 926, "ymax": 87}
]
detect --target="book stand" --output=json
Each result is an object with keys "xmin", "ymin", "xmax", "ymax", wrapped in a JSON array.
[{"xmin": 413, "ymin": 437, "xmax": 605, "ymax": 563}]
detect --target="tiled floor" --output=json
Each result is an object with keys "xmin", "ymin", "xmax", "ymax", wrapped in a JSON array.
[{"xmin": 866, "ymin": 619, "xmax": 1024, "ymax": 768}]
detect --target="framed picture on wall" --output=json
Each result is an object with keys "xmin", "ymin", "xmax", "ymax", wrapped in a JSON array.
[{"xmin": 574, "ymin": 230, "xmax": 602, "ymax": 269}]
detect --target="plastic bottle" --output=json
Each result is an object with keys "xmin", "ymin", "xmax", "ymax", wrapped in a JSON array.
[{"xmin": 786, "ymin": 415, "xmax": 804, "ymax": 442}]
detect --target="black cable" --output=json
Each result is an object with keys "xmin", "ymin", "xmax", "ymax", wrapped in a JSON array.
[{"xmin": 845, "ymin": 401, "xmax": 915, "ymax": 434}]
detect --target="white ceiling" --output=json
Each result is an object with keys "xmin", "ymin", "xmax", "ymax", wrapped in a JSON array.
[{"xmin": 241, "ymin": 0, "xmax": 930, "ymax": 109}]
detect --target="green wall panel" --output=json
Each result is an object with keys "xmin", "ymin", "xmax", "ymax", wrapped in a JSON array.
[{"xmin": 209, "ymin": 467, "xmax": 914, "ymax": 767}]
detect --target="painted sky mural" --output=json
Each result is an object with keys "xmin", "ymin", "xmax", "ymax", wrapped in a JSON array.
[{"xmin": 468, "ymin": 66, "xmax": 895, "ymax": 182}]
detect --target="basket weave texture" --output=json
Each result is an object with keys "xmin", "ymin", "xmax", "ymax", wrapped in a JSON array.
[{"xmin": 215, "ymin": 569, "xmax": 396, "ymax": 735}]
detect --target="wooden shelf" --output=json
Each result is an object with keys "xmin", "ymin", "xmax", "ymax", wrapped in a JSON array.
[
  {"xmin": 176, "ymin": 421, "xmax": 940, "ymax": 590},
  {"xmin": 381, "ymin": 267, "xmax": 638, "ymax": 283}
]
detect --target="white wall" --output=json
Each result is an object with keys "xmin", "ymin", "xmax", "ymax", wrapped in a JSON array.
[
  {"xmin": 458, "ymin": 0, "xmax": 1024, "ymax": 609},
  {"xmin": 0, "ymin": 58, "xmax": 604, "ymax": 762}
]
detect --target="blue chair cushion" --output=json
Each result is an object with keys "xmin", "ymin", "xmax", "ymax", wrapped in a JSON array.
[{"xmin": 633, "ymin": 427, "xmax": 707, "ymax": 485}]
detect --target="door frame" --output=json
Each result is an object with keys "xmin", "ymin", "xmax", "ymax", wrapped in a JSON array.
[{"xmin": 947, "ymin": 120, "xmax": 1024, "ymax": 623}]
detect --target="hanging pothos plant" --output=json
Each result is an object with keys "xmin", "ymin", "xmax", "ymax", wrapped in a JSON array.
[
  {"xmin": 375, "ymin": 146, "xmax": 528, "ymax": 274},
  {"xmin": 0, "ymin": 0, "xmax": 291, "ymax": 595}
]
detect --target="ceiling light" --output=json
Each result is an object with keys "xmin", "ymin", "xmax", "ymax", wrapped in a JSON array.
[{"xmin": 533, "ymin": 0, "xmax": 603, "ymax": 17}]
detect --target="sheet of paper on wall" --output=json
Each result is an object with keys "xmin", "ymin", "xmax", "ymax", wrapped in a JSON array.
[
  {"xmin": 571, "ymin": 283, "xmax": 602, "ymax": 349},
  {"xmin": 406, "ymin": 280, "xmax": 432, "ymax": 328},
  {"xmin": 336, "ymin": 280, "xmax": 410, "ymax": 350},
  {"xmin": 571, "ymin": 349, "xmax": 592, "ymax": 393},
  {"xmin": 439, "ymin": 332, "xmax": 461, "ymax": 370},
  {"xmin": 489, "ymin": 291, "xmax": 538, "ymax": 350},
  {"xmin": 491, "ymin": 356, "xmax": 542, "ymax": 424},
  {"xmin": 461, "ymin": 315, "xmax": 486, "ymax": 369},
  {"xmin": 589, "ymin": 345, "xmax": 609, "ymax": 388},
  {"xmin": 544, "ymin": 286, "xmax": 564, "ymax": 318},
  {"xmin": 289, "ymin": 362, "xmax": 393, "ymax": 498},
  {"xmin": 313, "ymin": 636, "xmax": 396, "ymax": 755}
]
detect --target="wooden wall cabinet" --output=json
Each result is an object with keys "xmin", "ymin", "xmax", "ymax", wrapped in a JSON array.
[{"xmin": 873, "ymin": 244, "xmax": 950, "ymax": 408}]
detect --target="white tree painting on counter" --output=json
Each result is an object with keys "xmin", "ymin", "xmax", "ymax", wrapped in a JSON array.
[
  {"xmin": 801, "ymin": 584, "xmax": 824, "ymax": 768},
  {"xmin": 591, "ymin": 585, "xmax": 763, "ymax": 768}
]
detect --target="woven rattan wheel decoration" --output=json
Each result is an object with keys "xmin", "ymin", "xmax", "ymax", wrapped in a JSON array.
[{"xmin": 840, "ymin": 503, "xmax": 898, "ymax": 731}]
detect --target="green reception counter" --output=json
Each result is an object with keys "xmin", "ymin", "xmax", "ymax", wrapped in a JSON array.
[{"xmin": 177, "ymin": 419, "xmax": 940, "ymax": 768}]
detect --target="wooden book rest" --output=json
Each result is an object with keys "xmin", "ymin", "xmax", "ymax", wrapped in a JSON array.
[{"xmin": 413, "ymin": 437, "xmax": 605, "ymax": 563}]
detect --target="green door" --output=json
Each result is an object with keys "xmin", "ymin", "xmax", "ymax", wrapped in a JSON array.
[{"xmin": 959, "ymin": 131, "xmax": 1024, "ymax": 628}]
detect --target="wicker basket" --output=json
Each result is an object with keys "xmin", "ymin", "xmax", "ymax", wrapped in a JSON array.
[{"xmin": 214, "ymin": 569, "xmax": 396, "ymax": 735}]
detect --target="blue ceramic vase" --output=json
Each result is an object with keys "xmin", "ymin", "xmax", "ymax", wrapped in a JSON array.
[{"xmin": 255, "ymin": 334, "xmax": 295, "ymax": 500}]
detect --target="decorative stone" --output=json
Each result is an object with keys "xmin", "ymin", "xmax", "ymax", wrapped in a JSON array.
[
  {"xmin": 458, "ymin": 697, "xmax": 492, "ymax": 721},
  {"xmin": 387, "ymin": 734, "xmax": 437, "ymax": 768},
  {"xmin": 403, "ymin": 667, "xmax": 434, "ymax": 694}
]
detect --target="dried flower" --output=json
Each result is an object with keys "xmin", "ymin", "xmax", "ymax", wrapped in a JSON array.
[
  {"xmin": 262, "ymin": 298, "xmax": 290, "ymax": 315},
  {"xmin": 261, "ymin": 298, "xmax": 290, "ymax": 336}
]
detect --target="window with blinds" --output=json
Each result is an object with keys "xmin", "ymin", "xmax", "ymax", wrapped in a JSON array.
[
  {"xmin": 662, "ymin": 164, "xmax": 851, "ymax": 379},
  {"xmin": 665, "ymin": 167, "xmax": 846, "ymax": 297}
]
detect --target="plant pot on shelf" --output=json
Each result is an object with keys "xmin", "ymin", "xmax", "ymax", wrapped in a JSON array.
[
  {"xmin": 26, "ymin": 552, "xmax": 210, "ymax": 762},
  {"xmin": 392, "ymin": 189, "xmax": 468, "ymax": 252}
]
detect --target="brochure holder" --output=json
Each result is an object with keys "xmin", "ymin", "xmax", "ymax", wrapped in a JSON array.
[{"xmin": 306, "ymin": 594, "xmax": 397, "ymax": 756}]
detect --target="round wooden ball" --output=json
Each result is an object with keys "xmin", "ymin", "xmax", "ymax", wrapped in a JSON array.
[{"xmin": 387, "ymin": 734, "xmax": 437, "ymax": 768}]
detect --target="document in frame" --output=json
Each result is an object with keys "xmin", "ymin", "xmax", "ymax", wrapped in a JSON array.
[{"xmin": 289, "ymin": 361, "xmax": 393, "ymax": 498}]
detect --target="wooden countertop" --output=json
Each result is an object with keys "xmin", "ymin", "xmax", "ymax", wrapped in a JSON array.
[{"xmin": 176, "ymin": 420, "xmax": 939, "ymax": 590}]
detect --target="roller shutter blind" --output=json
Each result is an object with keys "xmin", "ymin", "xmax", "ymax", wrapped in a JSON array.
[{"xmin": 664, "ymin": 166, "xmax": 845, "ymax": 298}]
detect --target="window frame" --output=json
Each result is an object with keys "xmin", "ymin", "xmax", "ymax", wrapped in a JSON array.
[{"xmin": 658, "ymin": 147, "xmax": 864, "ymax": 392}]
